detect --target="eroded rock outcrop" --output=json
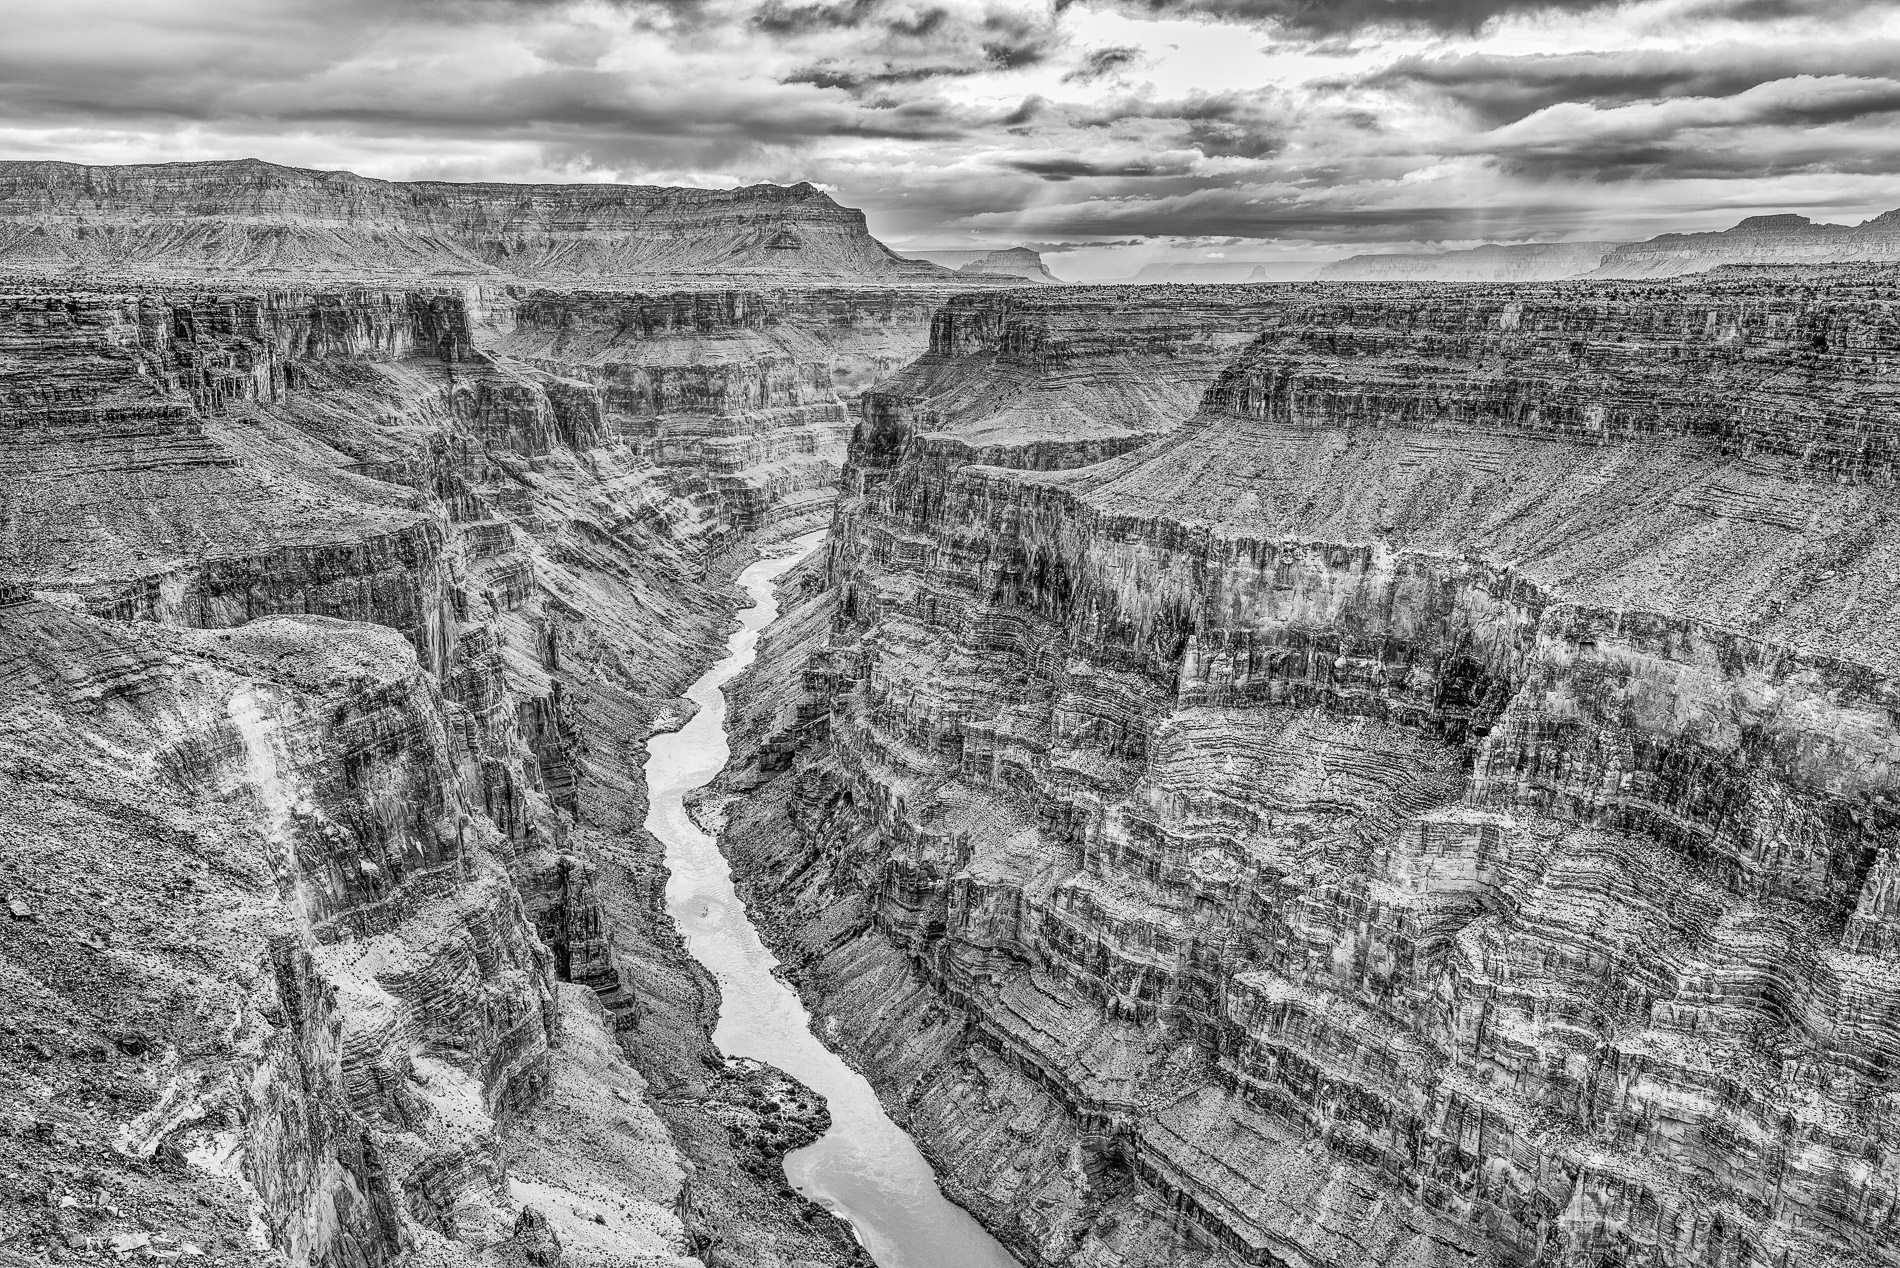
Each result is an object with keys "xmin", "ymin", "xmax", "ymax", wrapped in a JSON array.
[{"xmin": 721, "ymin": 272, "xmax": 1900, "ymax": 1268}]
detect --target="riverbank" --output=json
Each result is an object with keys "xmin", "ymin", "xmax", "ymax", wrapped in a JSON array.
[{"xmin": 647, "ymin": 540, "xmax": 1021, "ymax": 1268}]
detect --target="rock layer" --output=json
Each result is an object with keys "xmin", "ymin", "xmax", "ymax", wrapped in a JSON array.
[
  {"xmin": 0, "ymin": 159, "xmax": 950, "ymax": 282},
  {"xmin": 1593, "ymin": 213, "xmax": 1900, "ymax": 278},
  {"xmin": 721, "ymin": 271, "xmax": 1900, "ymax": 1268}
]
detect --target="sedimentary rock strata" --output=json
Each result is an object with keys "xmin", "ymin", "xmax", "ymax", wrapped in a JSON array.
[
  {"xmin": 1593, "ymin": 212, "xmax": 1900, "ymax": 278},
  {"xmin": 720, "ymin": 271, "xmax": 1900, "ymax": 1268},
  {"xmin": 0, "ymin": 272, "xmax": 941, "ymax": 1264},
  {"xmin": 0, "ymin": 159, "xmax": 950, "ymax": 282}
]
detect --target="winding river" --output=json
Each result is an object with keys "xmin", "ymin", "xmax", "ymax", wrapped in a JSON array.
[{"xmin": 644, "ymin": 531, "xmax": 1021, "ymax": 1268}]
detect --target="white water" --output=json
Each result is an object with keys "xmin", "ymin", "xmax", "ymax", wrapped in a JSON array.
[{"xmin": 644, "ymin": 530, "xmax": 1021, "ymax": 1268}]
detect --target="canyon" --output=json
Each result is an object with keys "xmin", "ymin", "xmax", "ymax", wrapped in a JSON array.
[
  {"xmin": 715, "ymin": 273, "xmax": 1900, "ymax": 1268},
  {"xmin": 3, "ymin": 156, "xmax": 1898, "ymax": 1268},
  {"xmin": 0, "ymin": 167, "xmax": 970, "ymax": 1263}
]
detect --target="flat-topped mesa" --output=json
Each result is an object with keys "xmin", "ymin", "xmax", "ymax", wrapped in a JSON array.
[
  {"xmin": 906, "ymin": 247, "xmax": 1061, "ymax": 284},
  {"xmin": 0, "ymin": 158, "xmax": 950, "ymax": 282},
  {"xmin": 720, "ymin": 272, "xmax": 1900, "ymax": 1268},
  {"xmin": 1593, "ymin": 208, "xmax": 1900, "ymax": 278}
]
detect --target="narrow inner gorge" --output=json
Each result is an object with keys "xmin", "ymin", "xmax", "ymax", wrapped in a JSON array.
[{"xmin": 644, "ymin": 531, "xmax": 1020, "ymax": 1268}]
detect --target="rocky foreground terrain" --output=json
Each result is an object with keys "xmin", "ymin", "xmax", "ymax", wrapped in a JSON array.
[{"xmin": 717, "ymin": 271, "xmax": 1900, "ymax": 1268}]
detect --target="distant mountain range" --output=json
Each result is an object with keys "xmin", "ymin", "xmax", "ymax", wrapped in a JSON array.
[
  {"xmin": 905, "ymin": 246, "xmax": 1061, "ymax": 283},
  {"xmin": 0, "ymin": 157, "xmax": 950, "ymax": 281},
  {"xmin": 1307, "ymin": 209, "xmax": 1900, "ymax": 283},
  {"xmin": 1591, "ymin": 210, "xmax": 1900, "ymax": 277},
  {"xmin": 1312, "ymin": 241, "xmax": 1620, "ymax": 283}
]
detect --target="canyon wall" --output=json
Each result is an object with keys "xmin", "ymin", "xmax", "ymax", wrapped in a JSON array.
[
  {"xmin": 720, "ymin": 272, "xmax": 1900, "ymax": 1268},
  {"xmin": 0, "ymin": 278, "xmax": 939, "ymax": 1264}
]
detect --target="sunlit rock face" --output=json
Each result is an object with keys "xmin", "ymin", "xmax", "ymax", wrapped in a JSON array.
[{"xmin": 721, "ymin": 272, "xmax": 1900, "ymax": 1268}]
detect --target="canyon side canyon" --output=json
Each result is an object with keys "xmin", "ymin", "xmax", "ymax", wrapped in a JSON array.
[{"xmin": 1, "ymin": 160, "xmax": 1897, "ymax": 1268}]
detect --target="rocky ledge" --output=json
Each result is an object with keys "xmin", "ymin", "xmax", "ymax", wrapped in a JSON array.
[{"xmin": 719, "ymin": 270, "xmax": 1900, "ymax": 1268}]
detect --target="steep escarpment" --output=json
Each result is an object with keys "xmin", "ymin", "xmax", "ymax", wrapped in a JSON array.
[
  {"xmin": 0, "ymin": 158, "xmax": 949, "ymax": 282},
  {"xmin": 721, "ymin": 274, "xmax": 1900, "ymax": 1268},
  {"xmin": 0, "ymin": 280, "xmax": 924, "ymax": 1265},
  {"xmin": 1594, "ymin": 212, "xmax": 1900, "ymax": 278}
]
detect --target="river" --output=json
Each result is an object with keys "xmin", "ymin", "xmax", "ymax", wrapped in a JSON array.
[{"xmin": 643, "ymin": 531, "xmax": 1022, "ymax": 1268}]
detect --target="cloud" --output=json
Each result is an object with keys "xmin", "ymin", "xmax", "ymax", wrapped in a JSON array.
[
  {"xmin": 1356, "ymin": 39, "xmax": 1900, "ymax": 125},
  {"xmin": 1063, "ymin": 44, "xmax": 1142, "ymax": 82},
  {"xmin": 1003, "ymin": 152, "xmax": 1196, "ymax": 178},
  {"xmin": 1095, "ymin": 0, "xmax": 1616, "ymax": 36},
  {"xmin": 1095, "ymin": 0, "xmax": 1884, "ymax": 36},
  {"xmin": 1470, "ymin": 75, "xmax": 1900, "ymax": 180}
]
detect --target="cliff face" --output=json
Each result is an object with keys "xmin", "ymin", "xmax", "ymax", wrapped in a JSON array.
[
  {"xmin": 0, "ymin": 159, "xmax": 950, "ymax": 282},
  {"xmin": 720, "ymin": 273, "xmax": 1900, "ymax": 1268},
  {"xmin": 1594, "ymin": 212, "xmax": 1900, "ymax": 278},
  {"xmin": 857, "ymin": 285, "xmax": 1303, "ymax": 465},
  {"xmin": 0, "ymin": 279, "xmax": 938, "ymax": 1264}
]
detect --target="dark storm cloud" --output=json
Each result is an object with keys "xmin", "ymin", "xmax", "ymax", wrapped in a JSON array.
[
  {"xmin": 1063, "ymin": 46, "xmax": 1142, "ymax": 83},
  {"xmin": 1091, "ymin": 0, "xmax": 1882, "ymax": 35},
  {"xmin": 1090, "ymin": 0, "xmax": 1613, "ymax": 36},
  {"xmin": 766, "ymin": 0, "xmax": 1056, "ymax": 98},
  {"xmin": 752, "ymin": 0, "xmax": 881, "ymax": 34},
  {"xmin": 1357, "ymin": 41, "xmax": 1900, "ymax": 125},
  {"xmin": 0, "ymin": 0, "xmax": 1004, "ymax": 164},
  {"xmin": 995, "ymin": 187, "xmax": 1583, "ymax": 237},
  {"xmin": 1003, "ymin": 154, "xmax": 1194, "ymax": 179},
  {"xmin": 1463, "ymin": 74, "xmax": 1900, "ymax": 183}
]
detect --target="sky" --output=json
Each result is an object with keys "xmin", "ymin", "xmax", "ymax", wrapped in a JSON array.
[{"xmin": 4, "ymin": 0, "xmax": 1900, "ymax": 279}]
